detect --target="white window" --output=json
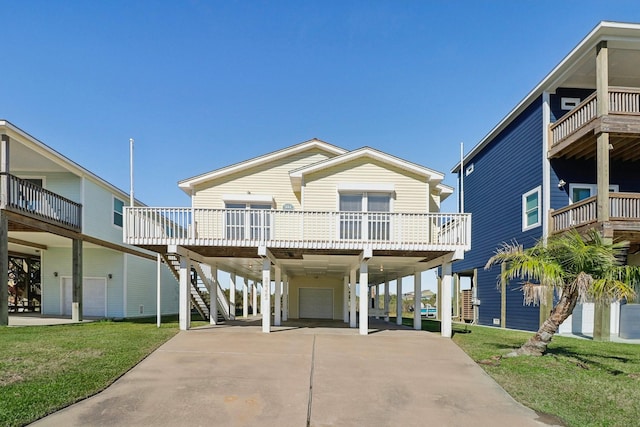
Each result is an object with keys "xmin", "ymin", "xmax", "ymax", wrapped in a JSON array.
[
  {"xmin": 224, "ymin": 202, "xmax": 273, "ymax": 241},
  {"xmin": 113, "ymin": 197, "xmax": 125, "ymax": 228},
  {"xmin": 339, "ymin": 192, "xmax": 391, "ymax": 240},
  {"xmin": 522, "ymin": 187, "xmax": 541, "ymax": 231}
]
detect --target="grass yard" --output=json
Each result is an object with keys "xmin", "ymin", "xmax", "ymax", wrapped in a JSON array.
[
  {"xmin": 0, "ymin": 316, "xmax": 205, "ymax": 427},
  {"xmin": 405, "ymin": 318, "xmax": 640, "ymax": 427}
]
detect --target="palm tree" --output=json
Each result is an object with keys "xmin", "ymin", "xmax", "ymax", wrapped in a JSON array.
[{"xmin": 485, "ymin": 229, "xmax": 640, "ymax": 357}]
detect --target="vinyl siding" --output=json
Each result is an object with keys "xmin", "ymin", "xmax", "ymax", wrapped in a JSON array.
[
  {"xmin": 288, "ymin": 275, "xmax": 344, "ymax": 320},
  {"xmin": 17, "ymin": 171, "xmax": 81, "ymax": 203},
  {"xmin": 41, "ymin": 247, "xmax": 124, "ymax": 317},
  {"xmin": 454, "ymin": 97, "xmax": 544, "ymax": 331},
  {"xmin": 303, "ymin": 158, "xmax": 429, "ymax": 212},
  {"xmin": 192, "ymin": 149, "xmax": 334, "ymax": 209},
  {"xmin": 125, "ymin": 254, "xmax": 179, "ymax": 317},
  {"xmin": 82, "ymin": 178, "xmax": 126, "ymax": 242}
]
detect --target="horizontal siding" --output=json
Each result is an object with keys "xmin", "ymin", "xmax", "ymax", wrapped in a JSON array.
[
  {"xmin": 192, "ymin": 149, "xmax": 333, "ymax": 209},
  {"xmin": 303, "ymin": 158, "xmax": 429, "ymax": 212},
  {"xmin": 454, "ymin": 97, "xmax": 544, "ymax": 331},
  {"xmin": 17, "ymin": 171, "xmax": 81, "ymax": 203},
  {"xmin": 82, "ymin": 178, "xmax": 126, "ymax": 242},
  {"xmin": 125, "ymin": 254, "xmax": 179, "ymax": 317}
]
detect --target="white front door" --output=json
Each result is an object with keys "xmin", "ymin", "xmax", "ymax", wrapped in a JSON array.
[
  {"xmin": 62, "ymin": 277, "xmax": 107, "ymax": 317},
  {"xmin": 299, "ymin": 288, "xmax": 333, "ymax": 319}
]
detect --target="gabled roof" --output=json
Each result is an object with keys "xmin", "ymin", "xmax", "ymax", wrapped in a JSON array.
[
  {"xmin": 289, "ymin": 146, "xmax": 452, "ymax": 198},
  {"xmin": 178, "ymin": 138, "xmax": 347, "ymax": 193},
  {"xmin": 0, "ymin": 119, "xmax": 141, "ymax": 205},
  {"xmin": 451, "ymin": 21, "xmax": 640, "ymax": 173}
]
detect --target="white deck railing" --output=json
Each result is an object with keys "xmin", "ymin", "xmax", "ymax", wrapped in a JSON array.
[
  {"xmin": 551, "ymin": 193, "xmax": 640, "ymax": 233},
  {"xmin": 550, "ymin": 87, "xmax": 640, "ymax": 146},
  {"xmin": 124, "ymin": 207, "xmax": 471, "ymax": 251}
]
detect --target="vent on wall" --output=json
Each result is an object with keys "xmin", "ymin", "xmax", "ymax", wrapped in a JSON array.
[
  {"xmin": 139, "ymin": 305, "xmax": 144, "ymax": 314},
  {"xmin": 561, "ymin": 97, "xmax": 581, "ymax": 111},
  {"xmin": 465, "ymin": 164, "xmax": 474, "ymax": 176},
  {"xmin": 493, "ymin": 318, "xmax": 501, "ymax": 326}
]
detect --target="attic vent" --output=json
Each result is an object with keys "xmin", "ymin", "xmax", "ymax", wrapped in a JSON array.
[
  {"xmin": 465, "ymin": 164, "xmax": 474, "ymax": 176},
  {"xmin": 561, "ymin": 97, "xmax": 581, "ymax": 111}
]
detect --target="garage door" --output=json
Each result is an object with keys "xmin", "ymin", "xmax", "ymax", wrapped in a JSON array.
[
  {"xmin": 299, "ymin": 288, "xmax": 333, "ymax": 319},
  {"xmin": 62, "ymin": 277, "xmax": 107, "ymax": 317}
]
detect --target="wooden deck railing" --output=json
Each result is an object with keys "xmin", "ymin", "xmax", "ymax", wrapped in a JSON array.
[
  {"xmin": 550, "ymin": 193, "xmax": 640, "ymax": 233},
  {"xmin": 1, "ymin": 173, "xmax": 82, "ymax": 231},
  {"xmin": 124, "ymin": 207, "xmax": 471, "ymax": 251},
  {"xmin": 550, "ymin": 87, "xmax": 640, "ymax": 146}
]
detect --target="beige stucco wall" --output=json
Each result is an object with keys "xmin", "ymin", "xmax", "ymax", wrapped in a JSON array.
[
  {"xmin": 302, "ymin": 157, "xmax": 431, "ymax": 213},
  {"xmin": 287, "ymin": 275, "xmax": 344, "ymax": 320},
  {"xmin": 192, "ymin": 149, "xmax": 333, "ymax": 209}
]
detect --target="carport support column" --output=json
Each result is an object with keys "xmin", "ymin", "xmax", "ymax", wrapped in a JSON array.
[
  {"xmin": 242, "ymin": 276, "xmax": 248, "ymax": 318},
  {"xmin": 349, "ymin": 268, "xmax": 357, "ymax": 328},
  {"xmin": 0, "ymin": 211, "xmax": 7, "ymax": 326},
  {"xmin": 413, "ymin": 272, "xmax": 421, "ymax": 330},
  {"xmin": 210, "ymin": 266, "xmax": 218, "ymax": 325},
  {"xmin": 441, "ymin": 262, "xmax": 453, "ymax": 338},
  {"xmin": 274, "ymin": 266, "xmax": 281, "ymax": 326},
  {"xmin": 384, "ymin": 278, "xmax": 390, "ymax": 322},
  {"xmin": 374, "ymin": 285, "xmax": 379, "ymax": 319},
  {"xmin": 72, "ymin": 238, "xmax": 83, "ymax": 322},
  {"xmin": 252, "ymin": 281, "xmax": 258, "ymax": 316},
  {"xmin": 343, "ymin": 275, "xmax": 349, "ymax": 323},
  {"xmin": 359, "ymin": 263, "xmax": 369, "ymax": 335},
  {"xmin": 282, "ymin": 274, "xmax": 289, "ymax": 321},
  {"xmin": 396, "ymin": 276, "xmax": 403, "ymax": 325},
  {"xmin": 261, "ymin": 259, "xmax": 271, "ymax": 333},
  {"xmin": 179, "ymin": 255, "xmax": 191, "ymax": 330},
  {"xmin": 229, "ymin": 272, "xmax": 236, "ymax": 320}
]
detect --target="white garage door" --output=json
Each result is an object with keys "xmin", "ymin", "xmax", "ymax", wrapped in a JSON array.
[
  {"xmin": 299, "ymin": 288, "xmax": 333, "ymax": 319},
  {"xmin": 62, "ymin": 277, "xmax": 107, "ymax": 317}
]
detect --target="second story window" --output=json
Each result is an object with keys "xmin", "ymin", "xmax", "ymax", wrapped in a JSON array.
[
  {"xmin": 113, "ymin": 198, "xmax": 125, "ymax": 227},
  {"xmin": 339, "ymin": 192, "xmax": 391, "ymax": 240}
]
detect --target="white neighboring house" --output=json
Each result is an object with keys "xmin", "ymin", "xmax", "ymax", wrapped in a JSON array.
[
  {"xmin": 124, "ymin": 139, "xmax": 471, "ymax": 336},
  {"xmin": 0, "ymin": 120, "xmax": 178, "ymax": 324}
]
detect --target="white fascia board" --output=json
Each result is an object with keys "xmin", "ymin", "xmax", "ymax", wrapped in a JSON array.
[
  {"xmin": 435, "ymin": 183, "xmax": 454, "ymax": 201},
  {"xmin": 451, "ymin": 21, "xmax": 640, "ymax": 174},
  {"xmin": 178, "ymin": 139, "xmax": 347, "ymax": 193},
  {"xmin": 0, "ymin": 120, "xmax": 145, "ymax": 207},
  {"xmin": 290, "ymin": 147, "xmax": 445, "ymax": 183}
]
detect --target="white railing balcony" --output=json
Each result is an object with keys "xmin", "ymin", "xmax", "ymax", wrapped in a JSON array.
[
  {"xmin": 550, "ymin": 193, "xmax": 640, "ymax": 233},
  {"xmin": 124, "ymin": 207, "xmax": 471, "ymax": 252}
]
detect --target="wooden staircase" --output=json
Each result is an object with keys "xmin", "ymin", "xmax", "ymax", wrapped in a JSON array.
[{"xmin": 162, "ymin": 253, "xmax": 231, "ymax": 322}]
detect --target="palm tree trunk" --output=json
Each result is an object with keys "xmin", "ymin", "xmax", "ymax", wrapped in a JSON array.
[{"xmin": 510, "ymin": 284, "xmax": 579, "ymax": 357}]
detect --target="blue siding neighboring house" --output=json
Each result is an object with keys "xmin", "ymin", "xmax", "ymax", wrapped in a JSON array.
[{"xmin": 452, "ymin": 22, "xmax": 640, "ymax": 335}]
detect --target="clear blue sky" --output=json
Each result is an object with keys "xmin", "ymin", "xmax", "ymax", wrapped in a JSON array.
[{"xmin": 3, "ymin": 1, "xmax": 640, "ymax": 211}]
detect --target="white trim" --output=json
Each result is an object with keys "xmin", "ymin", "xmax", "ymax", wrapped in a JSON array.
[
  {"xmin": 542, "ymin": 92, "xmax": 551, "ymax": 242},
  {"xmin": 522, "ymin": 186, "xmax": 542, "ymax": 232},
  {"xmin": 222, "ymin": 194, "xmax": 275, "ymax": 204},
  {"xmin": 112, "ymin": 194, "xmax": 126, "ymax": 229},
  {"xmin": 569, "ymin": 183, "xmax": 619, "ymax": 203},
  {"xmin": 337, "ymin": 183, "xmax": 395, "ymax": 193}
]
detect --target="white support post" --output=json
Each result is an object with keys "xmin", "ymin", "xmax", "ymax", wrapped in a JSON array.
[
  {"xmin": 156, "ymin": 253, "xmax": 162, "ymax": 328},
  {"xmin": 414, "ymin": 272, "xmax": 421, "ymax": 331},
  {"xmin": 210, "ymin": 266, "xmax": 218, "ymax": 325},
  {"xmin": 229, "ymin": 272, "xmax": 236, "ymax": 320},
  {"xmin": 261, "ymin": 259, "xmax": 271, "ymax": 333},
  {"xmin": 252, "ymin": 281, "xmax": 258, "ymax": 316},
  {"xmin": 349, "ymin": 268, "xmax": 357, "ymax": 328},
  {"xmin": 384, "ymin": 278, "xmax": 390, "ymax": 322},
  {"xmin": 282, "ymin": 274, "xmax": 289, "ymax": 321},
  {"xmin": 242, "ymin": 276, "xmax": 248, "ymax": 318},
  {"xmin": 343, "ymin": 275, "xmax": 349, "ymax": 323},
  {"xmin": 179, "ymin": 255, "xmax": 191, "ymax": 331},
  {"xmin": 274, "ymin": 266, "xmax": 281, "ymax": 326},
  {"xmin": 359, "ymin": 262, "xmax": 369, "ymax": 335},
  {"xmin": 441, "ymin": 262, "xmax": 453, "ymax": 338},
  {"xmin": 396, "ymin": 277, "xmax": 403, "ymax": 325}
]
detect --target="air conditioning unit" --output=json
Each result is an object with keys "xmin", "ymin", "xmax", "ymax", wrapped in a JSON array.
[{"xmin": 471, "ymin": 298, "xmax": 481, "ymax": 306}]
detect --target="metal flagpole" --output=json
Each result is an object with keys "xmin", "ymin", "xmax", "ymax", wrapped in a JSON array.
[{"xmin": 129, "ymin": 138, "xmax": 134, "ymax": 207}]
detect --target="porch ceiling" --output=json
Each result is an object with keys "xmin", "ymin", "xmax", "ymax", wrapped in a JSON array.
[
  {"xmin": 555, "ymin": 47, "xmax": 640, "ymax": 90},
  {"xmin": 548, "ymin": 131, "xmax": 640, "ymax": 161}
]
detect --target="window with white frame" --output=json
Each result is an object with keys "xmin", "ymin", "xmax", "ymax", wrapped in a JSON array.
[
  {"xmin": 224, "ymin": 202, "xmax": 273, "ymax": 241},
  {"xmin": 522, "ymin": 187, "xmax": 541, "ymax": 231},
  {"xmin": 568, "ymin": 183, "xmax": 619, "ymax": 204},
  {"xmin": 113, "ymin": 197, "xmax": 125, "ymax": 227},
  {"xmin": 339, "ymin": 192, "xmax": 391, "ymax": 240}
]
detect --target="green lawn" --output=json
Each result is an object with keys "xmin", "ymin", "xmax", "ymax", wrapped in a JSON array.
[
  {"xmin": 405, "ymin": 318, "xmax": 640, "ymax": 427},
  {"xmin": 0, "ymin": 316, "xmax": 206, "ymax": 427}
]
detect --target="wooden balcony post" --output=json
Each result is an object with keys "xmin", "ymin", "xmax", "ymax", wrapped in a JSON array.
[
  {"xmin": 596, "ymin": 41, "xmax": 611, "ymax": 229},
  {"xmin": 72, "ymin": 238, "xmax": 83, "ymax": 322},
  {"xmin": 0, "ymin": 134, "xmax": 9, "ymax": 209}
]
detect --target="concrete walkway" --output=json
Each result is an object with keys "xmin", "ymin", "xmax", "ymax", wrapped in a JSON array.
[{"xmin": 30, "ymin": 319, "xmax": 560, "ymax": 427}]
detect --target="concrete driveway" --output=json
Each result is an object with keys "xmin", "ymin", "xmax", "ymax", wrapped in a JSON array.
[{"xmin": 29, "ymin": 319, "xmax": 560, "ymax": 427}]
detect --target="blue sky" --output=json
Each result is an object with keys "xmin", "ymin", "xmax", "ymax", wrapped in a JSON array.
[{"xmin": 3, "ymin": 1, "xmax": 640, "ymax": 293}]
